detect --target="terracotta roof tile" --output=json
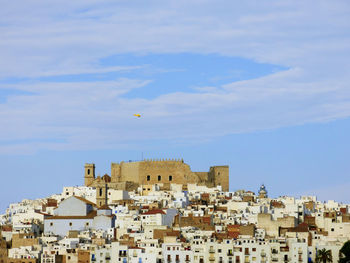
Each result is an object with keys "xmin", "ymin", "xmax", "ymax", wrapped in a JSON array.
[
  {"xmin": 45, "ymin": 210, "xmax": 97, "ymax": 220},
  {"xmin": 142, "ymin": 209, "xmax": 165, "ymax": 215}
]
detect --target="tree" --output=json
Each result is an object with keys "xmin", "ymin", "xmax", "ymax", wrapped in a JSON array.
[
  {"xmin": 316, "ymin": 248, "xmax": 332, "ymax": 263},
  {"xmin": 339, "ymin": 241, "xmax": 350, "ymax": 263}
]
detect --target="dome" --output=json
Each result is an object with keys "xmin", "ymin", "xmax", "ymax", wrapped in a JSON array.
[{"xmin": 259, "ymin": 184, "xmax": 267, "ymax": 194}]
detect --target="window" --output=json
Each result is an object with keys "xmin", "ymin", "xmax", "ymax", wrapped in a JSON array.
[
  {"xmin": 86, "ymin": 222, "xmax": 89, "ymax": 226},
  {"xmin": 158, "ymin": 175, "xmax": 161, "ymax": 181},
  {"xmin": 99, "ymin": 188, "xmax": 103, "ymax": 196},
  {"xmin": 169, "ymin": 175, "xmax": 172, "ymax": 181},
  {"xmin": 69, "ymin": 222, "xmax": 72, "ymax": 226},
  {"xmin": 50, "ymin": 222, "xmax": 53, "ymax": 226},
  {"xmin": 87, "ymin": 169, "xmax": 90, "ymax": 175},
  {"xmin": 147, "ymin": 175, "xmax": 151, "ymax": 181}
]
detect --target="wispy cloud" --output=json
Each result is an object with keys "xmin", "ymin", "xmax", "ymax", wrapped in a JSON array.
[{"xmin": 0, "ymin": 1, "xmax": 349, "ymax": 153}]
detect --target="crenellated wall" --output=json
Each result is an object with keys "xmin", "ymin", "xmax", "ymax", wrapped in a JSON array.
[{"xmin": 85, "ymin": 159, "xmax": 229, "ymax": 192}]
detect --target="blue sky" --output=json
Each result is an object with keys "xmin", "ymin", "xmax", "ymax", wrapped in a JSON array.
[{"xmin": 1, "ymin": 1, "xmax": 350, "ymax": 212}]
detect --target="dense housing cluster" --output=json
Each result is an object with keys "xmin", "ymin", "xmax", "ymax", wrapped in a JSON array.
[{"xmin": 0, "ymin": 160, "xmax": 349, "ymax": 263}]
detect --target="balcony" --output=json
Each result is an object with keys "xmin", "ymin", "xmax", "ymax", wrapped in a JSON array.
[
  {"xmin": 227, "ymin": 252, "xmax": 233, "ymax": 256},
  {"xmin": 209, "ymin": 255, "xmax": 216, "ymax": 261},
  {"xmin": 209, "ymin": 248, "xmax": 215, "ymax": 254}
]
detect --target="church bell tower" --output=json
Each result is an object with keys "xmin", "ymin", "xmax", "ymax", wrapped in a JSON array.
[{"xmin": 84, "ymin": 163, "xmax": 95, "ymax": 186}]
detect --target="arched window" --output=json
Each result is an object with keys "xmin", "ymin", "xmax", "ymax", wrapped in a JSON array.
[
  {"xmin": 158, "ymin": 175, "xmax": 161, "ymax": 181},
  {"xmin": 147, "ymin": 175, "xmax": 151, "ymax": 181},
  {"xmin": 87, "ymin": 169, "xmax": 90, "ymax": 175},
  {"xmin": 99, "ymin": 188, "xmax": 103, "ymax": 196},
  {"xmin": 169, "ymin": 175, "xmax": 173, "ymax": 181}
]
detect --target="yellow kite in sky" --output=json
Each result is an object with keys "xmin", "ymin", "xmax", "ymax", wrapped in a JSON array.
[{"xmin": 133, "ymin": 114, "xmax": 141, "ymax": 118}]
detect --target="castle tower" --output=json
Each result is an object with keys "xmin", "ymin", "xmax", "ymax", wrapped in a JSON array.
[
  {"xmin": 111, "ymin": 162, "xmax": 121, "ymax": 183},
  {"xmin": 96, "ymin": 184, "xmax": 108, "ymax": 207},
  {"xmin": 209, "ymin": 166, "xmax": 229, "ymax": 191},
  {"xmin": 84, "ymin": 163, "xmax": 95, "ymax": 186}
]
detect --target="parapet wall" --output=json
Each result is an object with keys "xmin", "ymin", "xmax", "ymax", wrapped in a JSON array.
[{"xmin": 87, "ymin": 159, "xmax": 229, "ymax": 191}]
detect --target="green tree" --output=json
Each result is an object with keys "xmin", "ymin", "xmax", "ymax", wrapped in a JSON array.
[
  {"xmin": 316, "ymin": 248, "xmax": 332, "ymax": 263},
  {"xmin": 339, "ymin": 241, "xmax": 350, "ymax": 263}
]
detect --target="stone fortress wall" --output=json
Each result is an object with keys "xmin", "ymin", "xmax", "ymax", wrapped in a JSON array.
[{"xmin": 84, "ymin": 159, "xmax": 229, "ymax": 193}]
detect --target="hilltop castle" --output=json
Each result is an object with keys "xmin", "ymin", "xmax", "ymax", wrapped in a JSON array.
[{"xmin": 84, "ymin": 159, "xmax": 229, "ymax": 205}]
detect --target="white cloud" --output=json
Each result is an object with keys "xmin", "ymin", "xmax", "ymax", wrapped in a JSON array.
[{"xmin": 0, "ymin": 0, "xmax": 350, "ymax": 153}]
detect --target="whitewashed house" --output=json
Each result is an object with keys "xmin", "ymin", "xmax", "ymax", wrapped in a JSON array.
[{"xmin": 44, "ymin": 196, "xmax": 115, "ymax": 236}]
